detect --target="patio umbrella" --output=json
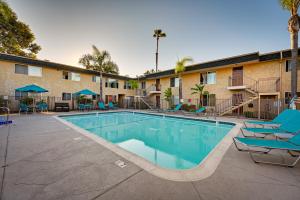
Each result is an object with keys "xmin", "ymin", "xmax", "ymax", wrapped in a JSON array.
[
  {"xmin": 15, "ymin": 84, "xmax": 48, "ymax": 93},
  {"xmin": 73, "ymin": 89, "xmax": 97, "ymax": 96}
]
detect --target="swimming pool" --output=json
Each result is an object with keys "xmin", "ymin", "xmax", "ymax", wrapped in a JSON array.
[{"xmin": 60, "ymin": 112, "xmax": 234, "ymax": 170}]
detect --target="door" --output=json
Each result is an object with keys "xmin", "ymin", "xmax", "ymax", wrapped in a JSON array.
[
  {"xmin": 156, "ymin": 79, "xmax": 160, "ymax": 91},
  {"xmin": 232, "ymin": 93, "xmax": 243, "ymax": 114},
  {"xmin": 156, "ymin": 95, "xmax": 161, "ymax": 108},
  {"xmin": 232, "ymin": 67, "xmax": 243, "ymax": 86}
]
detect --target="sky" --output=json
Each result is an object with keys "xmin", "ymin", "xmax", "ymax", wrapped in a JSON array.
[{"xmin": 6, "ymin": 0, "xmax": 292, "ymax": 77}]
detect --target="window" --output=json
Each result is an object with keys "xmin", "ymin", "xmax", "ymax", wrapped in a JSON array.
[
  {"xmin": 62, "ymin": 71, "xmax": 80, "ymax": 81},
  {"xmin": 62, "ymin": 93, "xmax": 72, "ymax": 100},
  {"xmin": 285, "ymin": 60, "xmax": 300, "ymax": 72},
  {"xmin": 285, "ymin": 92, "xmax": 300, "ymax": 104},
  {"xmin": 28, "ymin": 66, "xmax": 42, "ymax": 77},
  {"xmin": 62, "ymin": 71, "xmax": 70, "ymax": 80},
  {"xmin": 105, "ymin": 78, "xmax": 118, "ymax": 88},
  {"xmin": 203, "ymin": 94, "xmax": 216, "ymax": 106},
  {"xmin": 200, "ymin": 73, "xmax": 207, "ymax": 84},
  {"xmin": 170, "ymin": 77, "xmax": 179, "ymax": 87},
  {"xmin": 124, "ymin": 81, "xmax": 131, "ymax": 89},
  {"xmin": 92, "ymin": 76, "xmax": 100, "ymax": 83},
  {"xmin": 15, "ymin": 64, "xmax": 28, "ymax": 75},
  {"xmin": 200, "ymin": 72, "xmax": 216, "ymax": 84},
  {"xmin": 105, "ymin": 95, "xmax": 117, "ymax": 103},
  {"xmin": 71, "ymin": 72, "xmax": 80, "ymax": 81},
  {"xmin": 141, "ymin": 81, "xmax": 146, "ymax": 89},
  {"xmin": 15, "ymin": 90, "xmax": 28, "ymax": 100}
]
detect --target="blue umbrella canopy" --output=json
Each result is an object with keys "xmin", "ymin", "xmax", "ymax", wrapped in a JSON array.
[
  {"xmin": 73, "ymin": 89, "xmax": 97, "ymax": 96},
  {"xmin": 16, "ymin": 84, "xmax": 48, "ymax": 93}
]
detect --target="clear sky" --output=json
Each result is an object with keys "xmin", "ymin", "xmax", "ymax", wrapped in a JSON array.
[{"xmin": 6, "ymin": 0, "xmax": 292, "ymax": 76}]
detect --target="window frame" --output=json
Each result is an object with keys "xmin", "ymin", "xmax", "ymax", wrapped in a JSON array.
[
  {"xmin": 62, "ymin": 92, "xmax": 72, "ymax": 101},
  {"xmin": 15, "ymin": 64, "xmax": 28, "ymax": 75},
  {"xmin": 200, "ymin": 71, "xmax": 216, "ymax": 85}
]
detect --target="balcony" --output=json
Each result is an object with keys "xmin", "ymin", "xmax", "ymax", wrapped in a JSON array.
[{"xmin": 227, "ymin": 76, "xmax": 280, "ymax": 93}]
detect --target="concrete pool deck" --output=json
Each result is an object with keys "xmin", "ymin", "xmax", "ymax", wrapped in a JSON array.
[{"xmin": 0, "ymin": 112, "xmax": 300, "ymax": 200}]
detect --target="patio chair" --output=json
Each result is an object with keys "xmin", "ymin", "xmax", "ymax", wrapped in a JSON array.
[
  {"xmin": 36, "ymin": 102, "xmax": 48, "ymax": 112},
  {"xmin": 98, "ymin": 102, "xmax": 107, "ymax": 110},
  {"xmin": 19, "ymin": 103, "xmax": 30, "ymax": 114},
  {"xmin": 78, "ymin": 104, "xmax": 85, "ymax": 111},
  {"xmin": 84, "ymin": 104, "xmax": 93, "ymax": 110},
  {"xmin": 244, "ymin": 109, "xmax": 297, "ymax": 128},
  {"xmin": 166, "ymin": 103, "xmax": 182, "ymax": 112},
  {"xmin": 233, "ymin": 134, "xmax": 300, "ymax": 167},
  {"xmin": 241, "ymin": 110, "xmax": 300, "ymax": 138},
  {"xmin": 108, "ymin": 102, "xmax": 118, "ymax": 109}
]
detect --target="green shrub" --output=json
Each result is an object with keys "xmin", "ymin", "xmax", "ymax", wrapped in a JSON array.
[
  {"xmin": 20, "ymin": 97, "xmax": 33, "ymax": 105},
  {"xmin": 244, "ymin": 111, "xmax": 255, "ymax": 118}
]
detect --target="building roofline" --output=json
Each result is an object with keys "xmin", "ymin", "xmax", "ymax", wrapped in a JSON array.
[
  {"xmin": 0, "ymin": 48, "xmax": 298, "ymax": 81},
  {"xmin": 0, "ymin": 53, "xmax": 132, "ymax": 80},
  {"xmin": 144, "ymin": 48, "xmax": 300, "ymax": 79}
]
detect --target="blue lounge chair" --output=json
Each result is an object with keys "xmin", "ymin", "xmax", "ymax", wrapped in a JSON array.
[
  {"xmin": 233, "ymin": 134, "xmax": 300, "ymax": 167},
  {"xmin": 195, "ymin": 107, "xmax": 206, "ymax": 114},
  {"xmin": 167, "ymin": 103, "xmax": 182, "ymax": 112},
  {"xmin": 244, "ymin": 109, "xmax": 298, "ymax": 128},
  {"xmin": 241, "ymin": 110, "xmax": 300, "ymax": 138},
  {"xmin": 108, "ymin": 102, "xmax": 118, "ymax": 109},
  {"xmin": 98, "ymin": 102, "xmax": 107, "ymax": 110}
]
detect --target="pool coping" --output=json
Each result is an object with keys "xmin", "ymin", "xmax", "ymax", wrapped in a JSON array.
[{"xmin": 54, "ymin": 110, "xmax": 242, "ymax": 182}]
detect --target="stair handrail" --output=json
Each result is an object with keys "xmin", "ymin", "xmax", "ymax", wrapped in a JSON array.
[{"xmin": 138, "ymin": 96, "xmax": 154, "ymax": 110}]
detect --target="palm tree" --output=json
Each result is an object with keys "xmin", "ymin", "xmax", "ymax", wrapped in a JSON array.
[
  {"xmin": 79, "ymin": 45, "xmax": 119, "ymax": 74},
  {"xmin": 153, "ymin": 29, "xmax": 166, "ymax": 72},
  {"xmin": 175, "ymin": 57, "xmax": 193, "ymax": 101},
  {"xmin": 164, "ymin": 88, "xmax": 173, "ymax": 109},
  {"xmin": 79, "ymin": 45, "xmax": 119, "ymax": 100},
  {"xmin": 128, "ymin": 80, "xmax": 139, "ymax": 95},
  {"xmin": 279, "ymin": 0, "xmax": 300, "ymax": 101},
  {"xmin": 191, "ymin": 84, "xmax": 209, "ymax": 107}
]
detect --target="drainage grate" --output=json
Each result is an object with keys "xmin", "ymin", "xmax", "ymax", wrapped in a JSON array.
[{"xmin": 114, "ymin": 160, "xmax": 127, "ymax": 168}]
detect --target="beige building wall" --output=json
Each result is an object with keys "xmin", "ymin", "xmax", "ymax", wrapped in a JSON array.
[
  {"xmin": 0, "ymin": 61, "xmax": 134, "ymax": 100},
  {"xmin": 145, "ymin": 59, "xmax": 298, "ymax": 104}
]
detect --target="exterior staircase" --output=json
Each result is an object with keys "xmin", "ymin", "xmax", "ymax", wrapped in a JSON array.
[
  {"xmin": 217, "ymin": 76, "xmax": 280, "ymax": 116},
  {"xmin": 135, "ymin": 84, "xmax": 161, "ymax": 110}
]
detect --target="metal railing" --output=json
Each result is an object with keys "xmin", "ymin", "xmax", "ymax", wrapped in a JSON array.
[
  {"xmin": 257, "ymin": 77, "xmax": 280, "ymax": 93},
  {"xmin": 136, "ymin": 84, "xmax": 161, "ymax": 96}
]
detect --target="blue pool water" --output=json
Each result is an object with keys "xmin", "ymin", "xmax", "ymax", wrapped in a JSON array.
[{"xmin": 61, "ymin": 112, "xmax": 234, "ymax": 170}]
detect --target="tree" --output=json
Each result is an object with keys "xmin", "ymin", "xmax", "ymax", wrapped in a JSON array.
[
  {"xmin": 164, "ymin": 88, "xmax": 173, "ymax": 109},
  {"xmin": 175, "ymin": 57, "xmax": 193, "ymax": 101},
  {"xmin": 279, "ymin": 0, "xmax": 300, "ymax": 101},
  {"xmin": 79, "ymin": 45, "xmax": 119, "ymax": 74},
  {"xmin": 191, "ymin": 84, "xmax": 209, "ymax": 107},
  {"xmin": 0, "ymin": 0, "xmax": 41, "ymax": 58},
  {"xmin": 128, "ymin": 80, "xmax": 139, "ymax": 95},
  {"xmin": 153, "ymin": 29, "xmax": 166, "ymax": 72},
  {"xmin": 144, "ymin": 69, "xmax": 158, "ymax": 75},
  {"xmin": 79, "ymin": 45, "xmax": 119, "ymax": 100}
]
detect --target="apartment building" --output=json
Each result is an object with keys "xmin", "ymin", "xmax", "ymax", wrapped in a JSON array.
[
  {"xmin": 0, "ymin": 53, "xmax": 135, "ymax": 110},
  {"xmin": 0, "ymin": 49, "xmax": 299, "ymax": 116},
  {"xmin": 139, "ymin": 49, "xmax": 300, "ymax": 116}
]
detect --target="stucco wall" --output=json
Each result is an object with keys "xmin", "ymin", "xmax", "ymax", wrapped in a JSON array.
[{"xmin": 0, "ymin": 61, "xmax": 135, "ymax": 100}]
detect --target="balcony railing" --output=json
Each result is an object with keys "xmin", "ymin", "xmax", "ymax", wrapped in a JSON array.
[
  {"xmin": 257, "ymin": 77, "xmax": 280, "ymax": 93},
  {"xmin": 228, "ymin": 76, "xmax": 280, "ymax": 93},
  {"xmin": 136, "ymin": 84, "xmax": 161, "ymax": 96}
]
